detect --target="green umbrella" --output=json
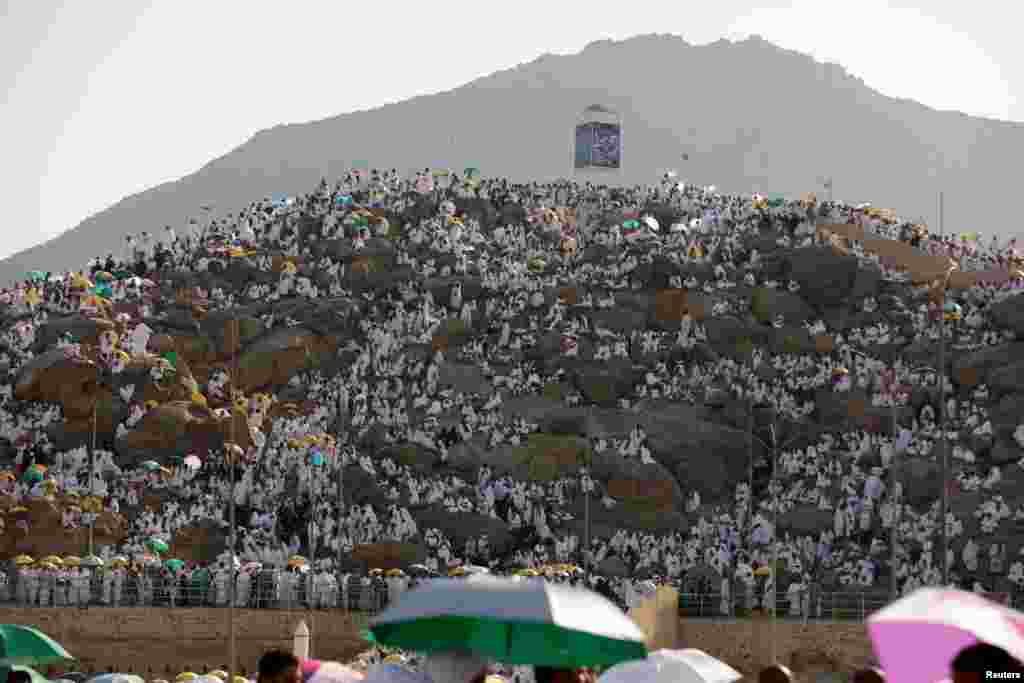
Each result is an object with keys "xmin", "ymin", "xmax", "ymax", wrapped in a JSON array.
[
  {"xmin": 22, "ymin": 470, "xmax": 42, "ymax": 484},
  {"xmin": 0, "ymin": 624, "xmax": 74, "ymax": 667},
  {"xmin": 369, "ymin": 576, "xmax": 646, "ymax": 668},
  {"xmin": 164, "ymin": 559, "xmax": 185, "ymax": 572},
  {"xmin": 27, "ymin": 271, "xmax": 45, "ymax": 283},
  {"xmin": 146, "ymin": 538, "xmax": 169, "ymax": 555},
  {"xmin": 140, "ymin": 460, "xmax": 161, "ymax": 473}
]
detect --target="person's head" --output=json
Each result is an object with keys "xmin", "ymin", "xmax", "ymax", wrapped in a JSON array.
[
  {"xmin": 7, "ymin": 670, "xmax": 31, "ymax": 683},
  {"xmin": 421, "ymin": 651, "xmax": 489, "ymax": 683},
  {"xmin": 534, "ymin": 667, "xmax": 596, "ymax": 683},
  {"xmin": 952, "ymin": 643, "xmax": 1024, "ymax": 683},
  {"xmin": 257, "ymin": 650, "xmax": 300, "ymax": 683},
  {"xmin": 758, "ymin": 664, "xmax": 793, "ymax": 683},
  {"xmin": 852, "ymin": 668, "xmax": 886, "ymax": 683}
]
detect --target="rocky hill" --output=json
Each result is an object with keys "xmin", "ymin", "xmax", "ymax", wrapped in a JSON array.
[{"xmin": 3, "ymin": 174, "xmax": 1024, "ymax": 598}]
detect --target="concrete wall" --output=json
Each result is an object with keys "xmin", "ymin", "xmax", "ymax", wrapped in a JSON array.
[
  {"xmin": 1, "ymin": 608, "xmax": 876, "ymax": 679},
  {"xmin": 0, "ymin": 608, "xmax": 371, "ymax": 677}
]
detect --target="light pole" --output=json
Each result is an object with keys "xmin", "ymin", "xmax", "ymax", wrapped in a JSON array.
[
  {"xmin": 888, "ymin": 364, "xmax": 935, "ymax": 602},
  {"xmin": 746, "ymin": 410, "xmax": 808, "ymax": 663},
  {"xmin": 227, "ymin": 315, "xmax": 239, "ymax": 683},
  {"xmin": 936, "ymin": 191, "xmax": 957, "ymax": 587}
]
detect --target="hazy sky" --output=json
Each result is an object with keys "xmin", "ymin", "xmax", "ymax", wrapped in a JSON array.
[{"xmin": 1, "ymin": 0, "xmax": 1021, "ymax": 261}]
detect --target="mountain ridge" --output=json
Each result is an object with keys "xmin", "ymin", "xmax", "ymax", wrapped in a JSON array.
[{"xmin": 4, "ymin": 33, "xmax": 1021, "ymax": 283}]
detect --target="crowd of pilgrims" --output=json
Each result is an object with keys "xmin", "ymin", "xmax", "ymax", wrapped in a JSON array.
[{"xmin": 1, "ymin": 167, "xmax": 1024, "ymax": 615}]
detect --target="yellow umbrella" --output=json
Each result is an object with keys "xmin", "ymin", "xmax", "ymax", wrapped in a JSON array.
[
  {"xmin": 233, "ymin": 677, "xmax": 248, "ymax": 683},
  {"xmin": 9, "ymin": 506, "xmax": 29, "ymax": 513},
  {"xmin": 176, "ymin": 673, "xmax": 197, "ymax": 683},
  {"xmin": 63, "ymin": 556, "xmax": 82, "ymax": 567},
  {"xmin": 383, "ymin": 655, "xmax": 405, "ymax": 665},
  {"xmin": 110, "ymin": 558, "xmax": 128, "ymax": 568},
  {"xmin": 754, "ymin": 566, "xmax": 772, "ymax": 577},
  {"xmin": 448, "ymin": 567, "xmax": 467, "ymax": 577},
  {"xmin": 385, "ymin": 569, "xmax": 405, "ymax": 577},
  {"xmin": 38, "ymin": 562, "xmax": 58, "ymax": 571},
  {"xmin": 514, "ymin": 569, "xmax": 539, "ymax": 577},
  {"xmin": 41, "ymin": 555, "xmax": 63, "ymax": 566},
  {"xmin": 13, "ymin": 555, "xmax": 33, "ymax": 566},
  {"xmin": 209, "ymin": 671, "xmax": 228, "ymax": 681}
]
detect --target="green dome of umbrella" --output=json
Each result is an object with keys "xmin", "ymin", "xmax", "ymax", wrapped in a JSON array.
[
  {"xmin": 0, "ymin": 624, "xmax": 74, "ymax": 667},
  {"xmin": 164, "ymin": 558, "xmax": 185, "ymax": 572},
  {"xmin": 140, "ymin": 460, "xmax": 161, "ymax": 472},
  {"xmin": 369, "ymin": 576, "xmax": 646, "ymax": 668}
]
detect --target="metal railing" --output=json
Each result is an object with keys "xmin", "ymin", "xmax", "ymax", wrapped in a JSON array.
[
  {"xmin": 3, "ymin": 573, "xmax": 1015, "ymax": 623},
  {"xmin": 674, "ymin": 590, "xmax": 1013, "ymax": 621},
  {"xmin": 2, "ymin": 573, "xmax": 404, "ymax": 612}
]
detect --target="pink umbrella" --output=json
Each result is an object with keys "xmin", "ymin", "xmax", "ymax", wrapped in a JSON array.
[
  {"xmin": 301, "ymin": 660, "xmax": 364, "ymax": 683},
  {"xmin": 868, "ymin": 588, "xmax": 1024, "ymax": 683}
]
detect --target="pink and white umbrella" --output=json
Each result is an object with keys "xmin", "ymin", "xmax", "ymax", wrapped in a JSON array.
[{"xmin": 867, "ymin": 588, "xmax": 1024, "ymax": 683}]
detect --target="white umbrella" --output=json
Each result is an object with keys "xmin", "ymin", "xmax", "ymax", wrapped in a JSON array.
[{"xmin": 598, "ymin": 649, "xmax": 741, "ymax": 683}]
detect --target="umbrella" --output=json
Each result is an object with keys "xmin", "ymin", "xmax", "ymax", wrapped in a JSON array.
[
  {"xmin": 183, "ymin": 455, "xmax": 202, "ymax": 470},
  {"xmin": 86, "ymin": 675, "xmax": 145, "ymax": 683},
  {"xmin": 41, "ymin": 556, "xmax": 63, "ymax": 567},
  {"xmin": 146, "ymin": 537, "xmax": 169, "ymax": 555},
  {"xmin": 62, "ymin": 556, "xmax": 82, "ymax": 567},
  {"xmin": 598, "ymin": 649, "xmax": 742, "ymax": 683},
  {"xmin": 208, "ymin": 672, "xmax": 228, "ymax": 681},
  {"xmin": 140, "ymin": 460, "xmax": 161, "ymax": 473},
  {"xmin": 868, "ymin": 588, "xmax": 1024, "ymax": 683},
  {"xmin": 164, "ymin": 559, "xmax": 186, "ymax": 572},
  {"xmin": 369, "ymin": 576, "xmax": 647, "ymax": 667},
  {"xmin": 13, "ymin": 555, "xmax": 33, "ymax": 567},
  {"xmin": 176, "ymin": 674, "xmax": 197, "ymax": 683},
  {"xmin": 22, "ymin": 469, "xmax": 42, "ymax": 484},
  {"xmin": 288, "ymin": 555, "xmax": 308, "ymax": 568},
  {"xmin": 0, "ymin": 624, "xmax": 74, "ymax": 666},
  {"xmin": 82, "ymin": 555, "xmax": 104, "ymax": 568},
  {"xmin": 300, "ymin": 659, "xmax": 364, "ymax": 683}
]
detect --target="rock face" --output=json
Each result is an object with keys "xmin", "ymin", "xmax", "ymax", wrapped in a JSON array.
[
  {"xmin": 4, "ymin": 180, "xmax": 1022, "ymax": 583},
  {"xmin": 0, "ymin": 496, "xmax": 127, "ymax": 557}
]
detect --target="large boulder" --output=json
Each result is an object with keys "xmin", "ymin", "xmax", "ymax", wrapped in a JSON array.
[
  {"xmin": 952, "ymin": 344, "xmax": 1024, "ymax": 391},
  {"xmin": 987, "ymin": 293, "xmax": 1024, "ymax": 337},
  {"xmin": 749, "ymin": 287, "xmax": 815, "ymax": 324},
  {"xmin": 410, "ymin": 507, "xmax": 515, "ymax": 556},
  {"xmin": 236, "ymin": 326, "xmax": 338, "ymax": 390},
  {"xmin": 0, "ymin": 497, "xmax": 127, "ymax": 559},
  {"xmin": 784, "ymin": 248, "xmax": 861, "ymax": 310},
  {"xmin": 636, "ymin": 402, "xmax": 767, "ymax": 501},
  {"xmin": 170, "ymin": 521, "xmax": 228, "ymax": 563},
  {"xmin": 350, "ymin": 542, "xmax": 428, "ymax": 571}
]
